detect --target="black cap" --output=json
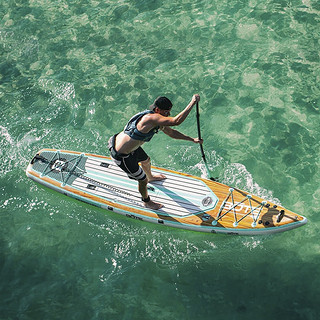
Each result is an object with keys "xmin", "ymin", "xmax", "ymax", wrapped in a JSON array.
[{"xmin": 149, "ymin": 96, "xmax": 172, "ymax": 111}]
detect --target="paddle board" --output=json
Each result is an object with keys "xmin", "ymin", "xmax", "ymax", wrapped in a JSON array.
[{"xmin": 26, "ymin": 149, "xmax": 307, "ymax": 235}]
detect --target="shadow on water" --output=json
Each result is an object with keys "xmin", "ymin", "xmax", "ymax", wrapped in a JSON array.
[{"xmin": 1, "ymin": 225, "xmax": 319, "ymax": 320}]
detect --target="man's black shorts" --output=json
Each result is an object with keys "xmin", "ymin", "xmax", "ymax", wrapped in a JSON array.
[{"xmin": 108, "ymin": 135, "xmax": 148, "ymax": 181}]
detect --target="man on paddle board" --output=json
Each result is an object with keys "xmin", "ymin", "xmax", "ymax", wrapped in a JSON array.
[{"xmin": 109, "ymin": 94, "xmax": 201, "ymax": 210}]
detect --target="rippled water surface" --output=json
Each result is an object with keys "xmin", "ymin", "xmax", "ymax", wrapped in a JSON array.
[{"xmin": 1, "ymin": 0, "xmax": 320, "ymax": 319}]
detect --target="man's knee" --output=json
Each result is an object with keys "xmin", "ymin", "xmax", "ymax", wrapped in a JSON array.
[{"xmin": 140, "ymin": 157, "xmax": 150, "ymax": 165}]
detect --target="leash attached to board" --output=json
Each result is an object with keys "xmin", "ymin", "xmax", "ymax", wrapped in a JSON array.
[{"xmin": 196, "ymin": 101, "xmax": 217, "ymax": 181}]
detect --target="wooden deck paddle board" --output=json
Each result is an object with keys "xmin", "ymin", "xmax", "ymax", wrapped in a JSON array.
[{"xmin": 26, "ymin": 149, "xmax": 307, "ymax": 235}]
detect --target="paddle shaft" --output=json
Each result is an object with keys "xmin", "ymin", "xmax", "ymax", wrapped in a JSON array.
[
  {"xmin": 196, "ymin": 102, "xmax": 206, "ymax": 162},
  {"xmin": 196, "ymin": 101, "xmax": 213, "ymax": 179}
]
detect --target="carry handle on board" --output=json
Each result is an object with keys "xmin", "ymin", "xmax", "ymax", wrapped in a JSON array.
[{"xmin": 196, "ymin": 101, "xmax": 218, "ymax": 182}]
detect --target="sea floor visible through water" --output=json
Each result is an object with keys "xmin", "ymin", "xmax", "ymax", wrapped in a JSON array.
[{"xmin": 1, "ymin": 0, "xmax": 320, "ymax": 319}]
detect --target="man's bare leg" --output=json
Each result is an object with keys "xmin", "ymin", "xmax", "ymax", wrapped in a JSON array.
[
  {"xmin": 140, "ymin": 157, "xmax": 166, "ymax": 181},
  {"xmin": 138, "ymin": 178, "xmax": 163, "ymax": 210}
]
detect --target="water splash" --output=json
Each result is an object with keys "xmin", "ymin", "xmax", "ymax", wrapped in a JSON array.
[{"xmin": 0, "ymin": 125, "xmax": 14, "ymax": 145}]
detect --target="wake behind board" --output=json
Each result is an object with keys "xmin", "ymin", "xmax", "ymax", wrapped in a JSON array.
[{"xmin": 26, "ymin": 149, "xmax": 307, "ymax": 235}]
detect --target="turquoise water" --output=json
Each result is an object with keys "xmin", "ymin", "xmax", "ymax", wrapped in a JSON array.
[{"xmin": 1, "ymin": 0, "xmax": 319, "ymax": 318}]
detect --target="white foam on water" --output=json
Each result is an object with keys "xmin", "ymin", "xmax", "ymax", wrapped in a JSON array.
[
  {"xmin": 38, "ymin": 78, "xmax": 76, "ymax": 101},
  {"xmin": 223, "ymin": 162, "xmax": 281, "ymax": 205},
  {"xmin": 0, "ymin": 125, "xmax": 14, "ymax": 145},
  {"xmin": 193, "ymin": 148, "xmax": 281, "ymax": 205}
]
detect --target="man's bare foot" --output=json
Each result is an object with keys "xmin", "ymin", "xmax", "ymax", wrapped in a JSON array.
[
  {"xmin": 144, "ymin": 199, "xmax": 163, "ymax": 210},
  {"xmin": 148, "ymin": 173, "xmax": 166, "ymax": 182}
]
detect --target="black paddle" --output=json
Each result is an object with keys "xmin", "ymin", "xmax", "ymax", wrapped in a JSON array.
[{"xmin": 196, "ymin": 101, "xmax": 217, "ymax": 181}]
